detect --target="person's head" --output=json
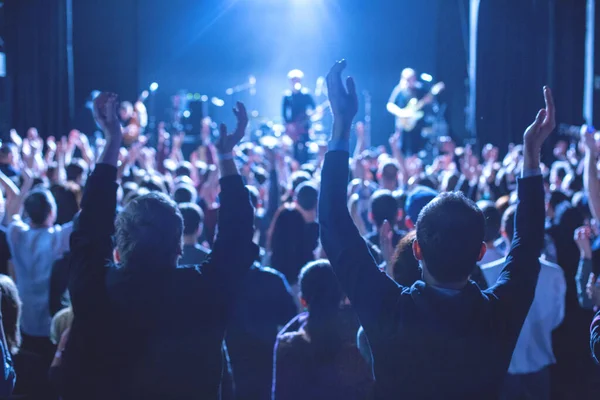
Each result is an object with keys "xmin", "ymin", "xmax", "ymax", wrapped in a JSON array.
[
  {"xmin": 175, "ymin": 162, "xmax": 193, "ymax": 178},
  {"xmin": 391, "ymin": 230, "xmax": 420, "ymax": 286},
  {"xmin": 572, "ymin": 191, "xmax": 592, "ymax": 223},
  {"xmin": 549, "ymin": 161, "xmax": 571, "ymax": 190},
  {"xmin": 50, "ymin": 182, "xmax": 82, "ymax": 225},
  {"xmin": 119, "ymin": 101, "xmax": 134, "ymax": 121},
  {"xmin": 482, "ymin": 144, "xmax": 499, "ymax": 163},
  {"xmin": 400, "ymin": 68, "xmax": 417, "ymax": 89},
  {"xmin": 50, "ymin": 307, "xmax": 73, "ymax": 346},
  {"xmin": 414, "ymin": 192, "xmax": 486, "ymax": 287},
  {"xmin": 173, "ymin": 184, "xmax": 197, "ymax": 204},
  {"xmin": 370, "ymin": 189, "xmax": 398, "ymax": 228},
  {"xmin": 547, "ymin": 190, "xmax": 569, "ymax": 219},
  {"xmin": 291, "ymin": 171, "xmax": 311, "ymax": 194},
  {"xmin": 114, "ymin": 192, "xmax": 183, "ymax": 268},
  {"xmin": 378, "ymin": 160, "xmax": 400, "ymax": 191},
  {"xmin": 298, "ymin": 259, "xmax": 344, "ymax": 358},
  {"xmin": 294, "ymin": 181, "xmax": 319, "ymax": 213},
  {"xmin": 140, "ymin": 174, "xmax": 168, "ymax": 194},
  {"xmin": 0, "ymin": 275, "xmax": 21, "ymax": 355},
  {"xmin": 178, "ymin": 202, "xmax": 204, "ymax": 241},
  {"xmin": 0, "ymin": 143, "xmax": 17, "ymax": 167},
  {"xmin": 404, "ymin": 186, "xmax": 438, "ymax": 230},
  {"xmin": 270, "ymin": 206, "xmax": 311, "ymax": 285},
  {"xmin": 66, "ymin": 158, "xmax": 88, "ymax": 186},
  {"xmin": 287, "ymin": 69, "xmax": 304, "ymax": 92},
  {"xmin": 477, "ymin": 200, "xmax": 501, "ymax": 245},
  {"xmin": 24, "ymin": 189, "xmax": 56, "ymax": 227}
]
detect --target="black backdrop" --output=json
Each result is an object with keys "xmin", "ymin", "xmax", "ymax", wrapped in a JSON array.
[{"xmin": 3, "ymin": 0, "xmax": 591, "ymax": 149}]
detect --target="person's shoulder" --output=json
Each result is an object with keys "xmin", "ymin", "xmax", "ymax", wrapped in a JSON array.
[
  {"xmin": 539, "ymin": 258, "xmax": 565, "ymax": 277},
  {"xmin": 277, "ymin": 329, "xmax": 308, "ymax": 350},
  {"xmin": 283, "ymin": 90, "xmax": 293, "ymax": 97}
]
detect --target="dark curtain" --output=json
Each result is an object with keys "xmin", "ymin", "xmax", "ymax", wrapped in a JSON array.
[
  {"xmin": 475, "ymin": 0, "xmax": 552, "ymax": 154},
  {"xmin": 435, "ymin": 0, "xmax": 470, "ymax": 144},
  {"xmin": 4, "ymin": 0, "xmax": 70, "ymax": 138}
]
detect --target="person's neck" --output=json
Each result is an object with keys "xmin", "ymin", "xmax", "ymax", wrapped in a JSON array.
[
  {"xmin": 183, "ymin": 236, "xmax": 198, "ymax": 246},
  {"xmin": 485, "ymin": 241, "xmax": 495, "ymax": 249},
  {"xmin": 423, "ymin": 267, "xmax": 467, "ymax": 290}
]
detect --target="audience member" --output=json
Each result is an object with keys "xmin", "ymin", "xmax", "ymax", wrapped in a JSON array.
[
  {"xmin": 482, "ymin": 205, "xmax": 566, "ymax": 399},
  {"xmin": 273, "ymin": 260, "xmax": 374, "ymax": 400},
  {"xmin": 61, "ymin": 94, "xmax": 257, "ymax": 399},
  {"xmin": 319, "ymin": 60, "xmax": 554, "ymax": 398},
  {"xmin": 178, "ymin": 202, "xmax": 210, "ymax": 265}
]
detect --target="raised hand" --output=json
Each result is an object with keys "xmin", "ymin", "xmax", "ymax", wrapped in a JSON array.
[
  {"xmin": 326, "ymin": 60, "xmax": 358, "ymax": 141},
  {"xmin": 581, "ymin": 125, "xmax": 597, "ymax": 155},
  {"xmin": 574, "ymin": 225, "xmax": 593, "ymax": 259},
  {"xmin": 215, "ymin": 101, "xmax": 248, "ymax": 155},
  {"xmin": 93, "ymin": 92, "xmax": 122, "ymax": 140},
  {"xmin": 523, "ymin": 87, "xmax": 555, "ymax": 169}
]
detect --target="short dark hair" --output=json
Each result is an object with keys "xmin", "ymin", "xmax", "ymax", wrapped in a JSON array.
[
  {"xmin": 391, "ymin": 230, "xmax": 421, "ymax": 287},
  {"xmin": 291, "ymin": 171, "xmax": 311, "ymax": 192},
  {"xmin": 295, "ymin": 181, "xmax": 319, "ymax": 212},
  {"xmin": 548, "ymin": 190, "xmax": 569, "ymax": 211},
  {"xmin": 502, "ymin": 204, "xmax": 517, "ymax": 241},
  {"xmin": 115, "ymin": 192, "xmax": 183, "ymax": 268},
  {"xmin": 66, "ymin": 159, "xmax": 87, "ymax": 182},
  {"xmin": 380, "ymin": 160, "xmax": 399, "ymax": 182},
  {"xmin": 175, "ymin": 162, "xmax": 193, "ymax": 178},
  {"xmin": 178, "ymin": 202, "xmax": 204, "ymax": 236},
  {"xmin": 140, "ymin": 174, "xmax": 168, "ymax": 194},
  {"xmin": 477, "ymin": 201, "xmax": 501, "ymax": 243},
  {"xmin": 173, "ymin": 184, "xmax": 197, "ymax": 204},
  {"xmin": 370, "ymin": 189, "xmax": 398, "ymax": 227},
  {"xmin": 24, "ymin": 189, "xmax": 56, "ymax": 226},
  {"xmin": 416, "ymin": 192, "xmax": 484, "ymax": 283},
  {"xmin": 0, "ymin": 143, "xmax": 15, "ymax": 160},
  {"xmin": 50, "ymin": 183, "xmax": 81, "ymax": 225}
]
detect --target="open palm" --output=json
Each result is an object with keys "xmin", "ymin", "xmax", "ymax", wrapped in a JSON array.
[{"xmin": 216, "ymin": 102, "xmax": 248, "ymax": 154}]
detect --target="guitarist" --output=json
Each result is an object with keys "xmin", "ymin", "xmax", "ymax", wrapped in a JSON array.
[
  {"xmin": 282, "ymin": 69, "xmax": 315, "ymax": 163},
  {"xmin": 387, "ymin": 68, "xmax": 433, "ymax": 156}
]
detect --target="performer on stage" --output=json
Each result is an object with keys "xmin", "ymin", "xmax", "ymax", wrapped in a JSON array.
[
  {"xmin": 387, "ymin": 68, "xmax": 443, "ymax": 156},
  {"xmin": 119, "ymin": 90, "xmax": 149, "ymax": 146},
  {"xmin": 282, "ymin": 69, "xmax": 315, "ymax": 163}
]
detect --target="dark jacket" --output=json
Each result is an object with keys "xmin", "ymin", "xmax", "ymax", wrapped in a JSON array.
[
  {"xmin": 272, "ymin": 307, "xmax": 374, "ymax": 400},
  {"xmin": 62, "ymin": 164, "xmax": 258, "ymax": 400},
  {"xmin": 319, "ymin": 151, "xmax": 544, "ymax": 399}
]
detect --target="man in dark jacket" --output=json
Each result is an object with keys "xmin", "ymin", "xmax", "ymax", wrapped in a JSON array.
[
  {"xmin": 62, "ymin": 93, "xmax": 257, "ymax": 400},
  {"xmin": 319, "ymin": 60, "xmax": 555, "ymax": 398}
]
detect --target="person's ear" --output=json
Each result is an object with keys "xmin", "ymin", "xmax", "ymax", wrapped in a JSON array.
[
  {"xmin": 413, "ymin": 240, "xmax": 423, "ymax": 261},
  {"xmin": 113, "ymin": 248, "xmax": 121, "ymax": 264},
  {"xmin": 405, "ymin": 216, "xmax": 414, "ymax": 231},
  {"xmin": 368, "ymin": 212, "xmax": 374, "ymax": 224},
  {"xmin": 501, "ymin": 228, "xmax": 508, "ymax": 240},
  {"xmin": 398, "ymin": 209, "xmax": 404, "ymax": 221},
  {"xmin": 477, "ymin": 242, "xmax": 487, "ymax": 262}
]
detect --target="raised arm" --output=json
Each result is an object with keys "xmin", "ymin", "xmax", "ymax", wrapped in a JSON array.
[
  {"xmin": 489, "ymin": 87, "xmax": 555, "ymax": 318},
  {"xmin": 68, "ymin": 92, "xmax": 121, "ymax": 315},
  {"xmin": 319, "ymin": 60, "xmax": 400, "ymax": 331},
  {"xmin": 202, "ymin": 103, "xmax": 258, "ymax": 286},
  {"xmin": 582, "ymin": 126, "xmax": 600, "ymax": 221}
]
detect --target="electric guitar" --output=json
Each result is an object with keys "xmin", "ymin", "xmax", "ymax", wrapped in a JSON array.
[{"xmin": 392, "ymin": 82, "xmax": 445, "ymax": 132}]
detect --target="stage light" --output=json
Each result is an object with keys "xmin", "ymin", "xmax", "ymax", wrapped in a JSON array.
[
  {"xmin": 249, "ymin": 75, "xmax": 257, "ymax": 85},
  {"xmin": 294, "ymin": 82, "xmax": 302, "ymax": 91},
  {"xmin": 194, "ymin": 93, "xmax": 201, "ymax": 100},
  {"xmin": 211, "ymin": 97, "xmax": 225, "ymax": 107},
  {"xmin": 420, "ymin": 73, "xmax": 433, "ymax": 82},
  {"xmin": 201, "ymin": 95, "xmax": 208, "ymax": 102},
  {"xmin": 225, "ymin": 88, "xmax": 234, "ymax": 96},
  {"xmin": 183, "ymin": 110, "xmax": 191, "ymax": 118},
  {"xmin": 150, "ymin": 82, "xmax": 159, "ymax": 92}
]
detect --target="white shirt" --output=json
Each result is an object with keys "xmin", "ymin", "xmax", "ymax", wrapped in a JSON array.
[
  {"xmin": 482, "ymin": 256, "xmax": 566, "ymax": 374},
  {"xmin": 7, "ymin": 219, "xmax": 73, "ymax": 337}
]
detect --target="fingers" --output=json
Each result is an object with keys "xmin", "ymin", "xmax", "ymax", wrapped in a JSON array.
[
  {"xmin": 543, "ymin": 86, "xmax": 555, "ymax": 127},
  {"xmin": 219, "ymin": 123, "xmax": 227, "ymax": 141},
  {"xmin": 346, "ymin": 76, "xmax": 358, "ymax": 110},
  {"xmin": 327, "ymin": 59, "xmax": 346, "ymax": 96}
]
